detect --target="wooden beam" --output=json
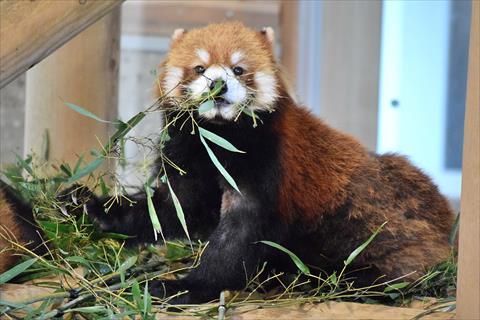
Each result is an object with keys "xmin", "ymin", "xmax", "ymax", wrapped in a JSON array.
[
  {"xmin": 0, "ymin": 0, "xmax": 124, "ymax": 88},
  {"xmin": 317, "ymin": 1, "xmax": 382, "ymax": 150},
  {"xmin": 23, "ymin": 8, "xmax": 121, "ymax": 168},
  {"xmin": 456, "ymin": 1, "xmax": 480, "ymax": 319}
]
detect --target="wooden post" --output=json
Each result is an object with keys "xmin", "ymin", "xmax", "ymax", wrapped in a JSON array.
[
  {"xmin": 456, "ymin": 1, "xmax": 480, "ymax": 319},
  {"xmin": 318, "ymin": 1, "xmax": 382, "ymax": 150},
  {"xmin": 24, "ymin": 8, "xmax": 121, "ymax": 167},
  {"xmin": 280, "ymin": 0, "xmax": 299, "ymax": 85}
]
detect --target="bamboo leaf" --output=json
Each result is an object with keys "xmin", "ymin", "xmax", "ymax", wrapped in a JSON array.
[
  {"xmin": 0, "ymin": 300, "xmax": 34, "ymax": 314},
  {"xmin": 165, "ymin": 242, "xmax": 191, "ymax": 261},
  {"xmin": 118, "ymin": 255, "xmax": 137, "ymax": 286},
  {"xmin": 383, "ymin": 281, "xmax": 410, "ymax": 292},
  {"xmin": 345, "ymin": 221, "xmax": 387, "ymax": 266},
  {"xmin": 210, "ymin": 79, "xmax": 224, "ymax": 96},
  {"xmin": 65, "ymin": 256, "xmax": 91, "ymax": 267},
  {"xmin": 15, "ymin": 154, "xmax": 34, "ymax": 176},
  {"xmin": 259, "ymin": 241, "xmax": 310, "ymax": 275},
  {"xmin": 99, "ymin": 176, "xmax": 110, "ymax": 197},
  {"xmin": 109, "ymin": 112, "xmax": 146, "ymax": 144},
  {"xmin": 118, "ymin": 256, "xmax": 137, "ymax": 274},
  {"xmin": 65, "ymin": 102, "xmax": 114, "ymax": 124},
  {"xmin": 145, "ymin": 184, "xmax": 163, "ymax": 242},
  {"xmin": 0, "ymin": 258, "xmax": 38, "ymax": 284},
  {"xmin": 166, "ymin": 178, "xmax": 191, "ymax": 245},
  {"xmin": 66, "ymin": 157, "xmax": 104, "ymax": 184},
  {"xmin": 59, "ymin": 164, "xmax": 72, "ymax": 177},
  {"xmin": 131, "ymin": 280, "xmax": 142, "ymax": 309},
  {"xmin": 242, "ymin": 108, "xmax": 261, "ymax": 127},
  {"xmin": 198, "ymin": 100, "xmax": 215, "ymax": 114},
  {"xmin": 73, "ymin": 155, "xmax": 84, "ymax": 174},
  {"xmin": 65, "ymin": 306, "xmax": 106, "ymax": 314},
  {"xmin": 329, "ymin": 271, "xmax": 337, "ymax": 285},
  {"xmin": 199, "ymin": 134, "xmax": 241, "ymax": 193},
  {"xmin": 199, "ymin": 127, "xmax": 245, "ymax": 153},
  {"xmin": 143, "ymin": 281, "xmax": 151, "ymax": 315}
]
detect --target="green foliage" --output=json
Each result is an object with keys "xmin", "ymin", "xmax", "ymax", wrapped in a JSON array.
[{"xmin": 0, "ymin": 258, "xmax": 38, "ymax": 284}]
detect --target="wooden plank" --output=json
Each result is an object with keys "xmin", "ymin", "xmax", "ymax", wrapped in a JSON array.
[
  {"xmin": 226, "ymin": 302, "xmax": 454, "ymax": 320},
  {"xmin": 121, "ymin": 0, "xmax": 279, "ymax": 38},
  {"xmin": 0, "ymin": 283, "xmax": 455, "ymax": 320},
  {"xmin": 0, "ymin": 0, "xmax": 124, "ymax": 88},
  {"xmin": 456, "ymin": 1, "xmax": 480, "ymax": 319},
  {"xmin": 318, "ymin": 1, "xmax": 382, "ymax": 150},
  {"xmin": 23, "ymin": 8, "xmax": 121, "ymax": 167},
  {"xmin": 279, "ymin": 0, "xmax": 299, "ymax": 85}
]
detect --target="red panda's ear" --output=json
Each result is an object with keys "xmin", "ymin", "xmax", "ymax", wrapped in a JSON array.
[
  {"xmin": 171, "ymin": 28, "xmax": 187, "ymax": 45},
  {"xmin": 260, "ymin": 27, "xmax": 275, "ymax": 47}
]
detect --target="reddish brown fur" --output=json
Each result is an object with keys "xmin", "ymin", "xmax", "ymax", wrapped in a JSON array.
[
  {"xmin": 166, "ymin": 21, "xmax": 274, "ymax": 71},
  {"xmin": 275, "ymin": 100, "xmax": 454, "ymax": 280},
  {"xmin": 0, "ymin": 190, "xmax": 24, "ymax": 273},
  {"xmin": 275, "ymin": 104, "xmax": 367, "ymax": 222}
]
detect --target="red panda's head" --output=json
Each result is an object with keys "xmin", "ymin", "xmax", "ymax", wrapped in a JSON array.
[{"xmin": 159, "ymin": 22, "xmax": 279, "ymax": 122}]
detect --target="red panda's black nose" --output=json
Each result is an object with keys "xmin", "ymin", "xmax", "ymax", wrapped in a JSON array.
[{"xmin": 210, "ymin": 79, "xmax": 228, "ymax": 95}]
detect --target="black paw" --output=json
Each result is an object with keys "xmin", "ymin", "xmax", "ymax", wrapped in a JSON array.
[
  {"xmin": 58, "ymin": 184, "xmax": 95, "ymax": 208},
  {"xmin": 57, "ymin": 184, "xmax": 104, "ymax": 223}
]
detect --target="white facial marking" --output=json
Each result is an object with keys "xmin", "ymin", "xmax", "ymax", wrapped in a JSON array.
[
  {"xmin": 189, "ymin": 65, "xmax": 247, "ymax": 120},
  {"xmin": 252, "ymin": 71, "xmax": 278, "ymax": 109},
  {"xmin": 231, "ymin": 51, "xmax": 244, "ymax": 65},
  {"xmin": 163, "ymin": 67, "xmax": 184, "ymax": 96},
  {"xmin": 195, "ymin": 49, "xmax": 210, "ymax": 64}
]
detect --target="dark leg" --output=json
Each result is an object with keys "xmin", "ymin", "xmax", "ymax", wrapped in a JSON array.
[
  {"xmin": 63, "ymin": 174, "xmax": 221, "ymax": 245},
  {"xmin": 150, "ymin": 201, "xmax": 287, "ymax": 304}
]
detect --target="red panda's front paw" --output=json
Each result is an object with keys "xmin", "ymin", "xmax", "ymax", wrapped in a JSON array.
[{"xmin": 57, "ymin": 184, "xmax": 99, "ymax": 217}]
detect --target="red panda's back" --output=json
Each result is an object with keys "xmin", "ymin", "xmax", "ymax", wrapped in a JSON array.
[{"xmin": 274, "ymin": 101, "xmax": 370, "ymax": 222}]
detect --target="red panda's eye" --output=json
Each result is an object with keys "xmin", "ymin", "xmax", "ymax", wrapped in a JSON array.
[
  {"xmin": 194, "ymin": 65, "xmax": 205, "ymax": 74},
  {"xmin": 233, "ymin": 66, "xmax": 244, "ymax": 76}
]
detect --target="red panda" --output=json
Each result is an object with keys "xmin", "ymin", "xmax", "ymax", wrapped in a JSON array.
[
  {"xmin": 0, "ymin": 183, "xmax": 41, "ymax": 273},
  {"xmin": 8, "ymin": 22, "xmax": 454, "ymax": 304}
]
